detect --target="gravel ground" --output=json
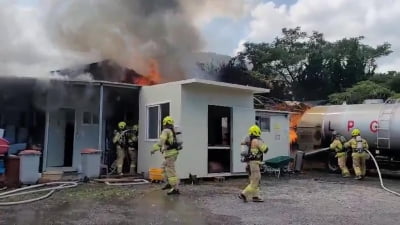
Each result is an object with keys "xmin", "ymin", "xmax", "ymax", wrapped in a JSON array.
[{"xmin": 1, "ymin": 171, "xmax": 400, "ymax": 225}]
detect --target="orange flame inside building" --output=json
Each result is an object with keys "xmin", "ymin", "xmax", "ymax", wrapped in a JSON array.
[{"xmin": 132, "ymin": 59, "xmax": 161, "ymax": 85}]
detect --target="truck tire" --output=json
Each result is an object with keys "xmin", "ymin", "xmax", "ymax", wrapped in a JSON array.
[{"xmin": 327, "ymin": 152, "xmax": 340, "ymax": 173}]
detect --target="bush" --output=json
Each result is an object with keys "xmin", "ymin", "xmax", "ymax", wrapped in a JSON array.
[{"xmin": 328, "ymin": 80, "xmax": 394, "ymax": 104}]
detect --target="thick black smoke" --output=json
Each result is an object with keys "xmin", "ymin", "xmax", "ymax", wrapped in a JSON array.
[{"xmin": 44, "ymin": 0, "xmax": 205, "ymax": 82}]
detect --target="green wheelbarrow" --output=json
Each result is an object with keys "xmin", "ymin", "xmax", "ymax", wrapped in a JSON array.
[{"xmin": 263, "ymin": 156, "xmax": 294, "ymax": 178}]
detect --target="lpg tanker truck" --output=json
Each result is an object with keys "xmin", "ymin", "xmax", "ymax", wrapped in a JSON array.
[{"xmin": 296, "ymin": 99, "xmax": 400, "ymax": 172}]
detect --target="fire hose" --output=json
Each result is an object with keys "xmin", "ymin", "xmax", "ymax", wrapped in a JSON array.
[
  {"xmin": 0, "ymin": 181, "xmax": 79, "ymax": 206},
  {"xmin": 364, "ymin": 149, "xmax": 400, "ymax": 197},
  {"xmin": 303, "ymin": 147, "xmax": 400, "ymax": 196}
]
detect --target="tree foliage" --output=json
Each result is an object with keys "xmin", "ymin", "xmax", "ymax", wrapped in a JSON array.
[
  {"xmin": 234, "ymin": 27, "xmax": 392, "ymax": 100},
  {"xmin": 328, "ymin": 81, "xmax": 394, "ymax": 104}
]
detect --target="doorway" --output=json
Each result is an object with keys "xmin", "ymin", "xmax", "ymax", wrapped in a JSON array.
[
  {"xmin": 207, "ymin": 105, "xmax": 232, "ymax": 173},
  {"xmin": 47, "ymin": 108, "xmax": 75, "ymax": 169}
]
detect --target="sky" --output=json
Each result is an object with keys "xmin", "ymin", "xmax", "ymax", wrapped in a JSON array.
[{"xmin": 7, "ymin": 0, "xmax": 400, "ymax": 74}]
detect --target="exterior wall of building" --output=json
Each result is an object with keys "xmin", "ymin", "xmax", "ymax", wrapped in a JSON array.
[
  {"xmin": 137, "ymin": 83, "xmax": 182, "ymax": 177},
  {"xmin": 45, "ymin": 84, "xmax": 100, "ymax": 171},
  {"xmin": 179, "ymin": 84, "xmax": 255, "ymax": 177},
  {"xmin": 256, "ymin": 111, "xmax": 290, "ymax": 160}
]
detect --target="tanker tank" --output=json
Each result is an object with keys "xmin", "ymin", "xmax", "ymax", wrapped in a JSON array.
[{"xmin": 296, "ymin": 101, "xmax": 400, "ymax": 159}]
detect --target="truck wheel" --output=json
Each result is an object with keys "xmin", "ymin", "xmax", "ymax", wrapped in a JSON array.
[{"xmin": 327, "ymin": 152, "xmax": 340, "ymax": 173}]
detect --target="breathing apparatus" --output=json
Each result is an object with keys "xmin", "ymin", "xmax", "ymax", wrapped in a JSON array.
[{"xmin": 355, "ymin": 135, "xmax": 364, "ymax": 153}]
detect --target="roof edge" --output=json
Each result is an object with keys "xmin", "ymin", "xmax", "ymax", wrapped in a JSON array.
[{"xmin": 178, "ymin": 78, "xmax": 270, "ymax": 93}]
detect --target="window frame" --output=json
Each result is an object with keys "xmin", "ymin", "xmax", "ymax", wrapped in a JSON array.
[
  {"xmin": 82, "ymin": 111, "xmax": 99, "ymax": 126},
  {"xmin": 255, "ymin": 112, "xmax": 271, "ymax": 132},
  {"xmin": 145, "ymin": 101, "xmax": 171, "ymax": 141}
]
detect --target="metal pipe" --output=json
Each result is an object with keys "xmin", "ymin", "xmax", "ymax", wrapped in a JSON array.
[
  {"xmin": 98, "ymin": 84, "xmax": 104, "ymax": 150},
  {"xmin": 42, "ymin": 111, "xmax": 50, "ymax": 172}
]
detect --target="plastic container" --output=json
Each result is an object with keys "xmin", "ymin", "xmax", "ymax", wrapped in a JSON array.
[
  {"xmin": 264, "ymin": 156, "xmax": 293, "ymax": 168},
  {"xmin": 149, "ymin": 168, "xmax": 164, "ymax": 181},
  {"xmin": 294, "ymin": 151, "xmax": 305, "ymax": 172},
  {"xmin": 19, "ymin": 150, "xmax": 41, "ymax": 184},
  {"xmin": 0, "ymin": 138, "xmax": 9, "ymax": 155},
  {"xmin": 6, "ymin": 155, "xmax": 20, "ymax": 188},
  {"xmin": 80, "ymin": 148, "xmax": 102, "ymax": 178}
]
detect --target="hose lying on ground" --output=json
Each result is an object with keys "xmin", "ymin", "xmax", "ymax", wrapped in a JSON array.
[
  {"xmin": 365, "ymin": 149, "xmax": 400, "ymax": 197},
  {"xmin": 0, "ymin": 181, "xmax": 79, "ymax": 206},
  {"xmin": 104, "ymin": 179, "xmax": 150, "ymax": 186}
]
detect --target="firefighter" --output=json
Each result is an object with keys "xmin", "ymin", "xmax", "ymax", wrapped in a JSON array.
[
  {"xmin": 151, "ymin": 116, "xmax": 180, "ymax": 195},
  {"xmin": 126, "ymin": 124, "xmax": 139, "ymax": 175},
  {"xmin": 329, "ymin": 131, "xmax": 350, "ymax": 178},
  {"xmin": 344, "ymin": 128, "xmax": 370, "ymax": 180},
  {"xmin": 112, "ymin": 121, "xmax": 128, "ymax": 175},
  {"xmin": 239, "ymin": 125, "xmax": 268, "ymax": 202}
]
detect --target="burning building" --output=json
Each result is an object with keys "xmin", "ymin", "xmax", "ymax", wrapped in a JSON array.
[{"xmin": 0, "ymin": 59, "xmax": 295, "ymax": 180}]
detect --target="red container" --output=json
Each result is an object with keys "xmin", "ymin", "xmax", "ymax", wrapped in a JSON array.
[{"xmin": 0, "ymin": 138, "xmax": 9, "ymax": 155}]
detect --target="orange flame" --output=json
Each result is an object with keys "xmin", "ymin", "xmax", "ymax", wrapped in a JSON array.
[
  {"xmin": 133, "ymin": 59, "xmax": 161, "ymax": 85},
  {"xmin": 289, "ymin": 113, "xmax": 303, "ymax": 144}
]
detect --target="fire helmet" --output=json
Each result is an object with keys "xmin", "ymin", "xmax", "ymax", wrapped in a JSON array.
[
  {"xmin": 163, "ymin": 116, "xmax": 174, "ymax": 126},
  {"xmin": 351, "ymin": 128, "xmax": 361, "ymax": 136},
  {"xmin": 118, "ymin": 121, "xmax": 127, "ymax": 129},
  {"xmin": 248, "ymin": 125, "xmax": 262, "ymax": 137}
]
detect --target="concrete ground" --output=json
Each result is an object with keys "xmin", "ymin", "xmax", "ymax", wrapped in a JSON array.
[{"xmin": 1, "ymin": 171, "xmax": 400, "ymax": 225}]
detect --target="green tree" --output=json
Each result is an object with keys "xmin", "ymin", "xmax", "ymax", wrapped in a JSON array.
[
  {"xmin": 328, "ymin": 80, "xmax": 394, "ymax": 104},
  {"xmin": 391, "ymin": 93, "xmax": 400, "ymax": 99},
  {"xmin": 235, "ymin": 27, "xmax": 392, "ymax": 100}
]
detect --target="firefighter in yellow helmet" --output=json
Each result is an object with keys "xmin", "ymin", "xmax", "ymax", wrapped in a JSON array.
[
  {"xmin": 344, "ymin": 128, "xmax": 370, "ymax": 180},
  {"xmin": 112, "ymin": 121, "xmax": 128, "ymax": 175},
  {"xmin": 151, "ymin": 116, "xmax": 180, "ymax": 195},
  {"xmin": 126, "ymin": 124, "xmax": 139, "ymax": 175},
  {"xmin": 329, "ymin": 130, "xmax": 350, "ymax": 178},
  {"xmin": 239, "ymin": 125, "xmax": 268, "ymax": 202}
]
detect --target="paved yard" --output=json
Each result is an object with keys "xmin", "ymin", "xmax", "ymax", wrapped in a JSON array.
[{"xmin": 1, "ymin": 171, "xmax": 400, "ymax": 225}]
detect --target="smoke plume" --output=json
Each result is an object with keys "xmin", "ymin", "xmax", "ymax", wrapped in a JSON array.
[{"xmin": 1, "ymin": 0, "xmax": 250, "ymax": 81}]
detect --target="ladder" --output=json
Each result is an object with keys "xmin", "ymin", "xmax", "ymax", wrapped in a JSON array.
[{"xmin": 377, "ymin": 98, "xmax": 400, "ymax": 149}]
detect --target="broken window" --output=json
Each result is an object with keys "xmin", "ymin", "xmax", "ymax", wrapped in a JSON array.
[{"xmin": 146, "ymin": 102, "xmax": 170, "ymax": 140}]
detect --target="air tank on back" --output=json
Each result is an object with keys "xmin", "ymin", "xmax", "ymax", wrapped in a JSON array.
[{"xmin": 296, "ymin": 100, "xmax": 400, "ymax": 157}]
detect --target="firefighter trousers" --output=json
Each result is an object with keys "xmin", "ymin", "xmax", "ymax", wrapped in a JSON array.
[
  {"xmin": 242, "ymin": 160, "xmax": 262, "ymax": 199},
  {"xmin": 127, "ymin": 147, "xmax": 137, "ymax": 174},
  {"xmin": 162, "ymin": 155, "xmax": 179, "ymax": 190},
  {"xmin": 336, "ymin": 152, "xmax": 350, "ymax": 177},
  {"xmin": 352, "ymin": 152, "xmax": 369, "ymax": 177}
]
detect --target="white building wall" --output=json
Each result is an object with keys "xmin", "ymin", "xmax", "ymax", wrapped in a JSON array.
[
  {"xmin": 258, "ymin": 113, "xmax": 290, "ymax": 160},
  {"xmin": 137, "ymin": 82, "xmax": 287, "ymax": 179},
  {"xmin": 180, "ymin": 84, "xmax": 255, "ymax": 178},
  {"xmin": 138, "ymin": 83, "xmax": 182, "ymax": 176}
]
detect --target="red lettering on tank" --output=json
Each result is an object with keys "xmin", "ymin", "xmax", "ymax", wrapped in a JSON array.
[
  {"xmin": 347, "ymin": 120, "xmax": 354, "ymax": 131},
  {"xmin": 370, "ymin": 120, "xmax": 378, "ymax": 133}
]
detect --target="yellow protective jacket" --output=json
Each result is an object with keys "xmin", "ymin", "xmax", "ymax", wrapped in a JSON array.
[
  {"xmin": 113, "ymin": 130, "xmax": 125, "ymax": 146},
  {"xmin": 152, "ymin": 128, "xmax": 179, "ymax": 158},
  {"xmin": 126, "ymin": 126, "xmax": 138, "ymax": 149},
  {"xmin": 344, "ymin": 137, "xmax": 369, "ymax": 152},
  {"xmin": 248, "ymin": 138, "xmax": 268, "ymax": 161},
  {"xmin": 330, "ymin": 139, "xmax": 346, "ymax": 158},
  {"xmin": 330, "ymin": 139, "xmax": 344, "ymax": 152}
]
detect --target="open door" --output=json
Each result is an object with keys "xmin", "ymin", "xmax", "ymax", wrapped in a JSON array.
[
  {"xmin": 46, "ymin": 108, "xmax": 75, "ymax": 168},
  {"xmin": 207, "ymin": 105, "xmax": 232, "ymax": 173},
  {"xmin": 232, "ymin": 107, "xmax": 255, "ymax": 173}
]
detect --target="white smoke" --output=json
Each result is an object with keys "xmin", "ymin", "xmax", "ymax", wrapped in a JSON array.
[{"xmin": 0, "ymin": 0, "xmax": 250, "ymax": 82}]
